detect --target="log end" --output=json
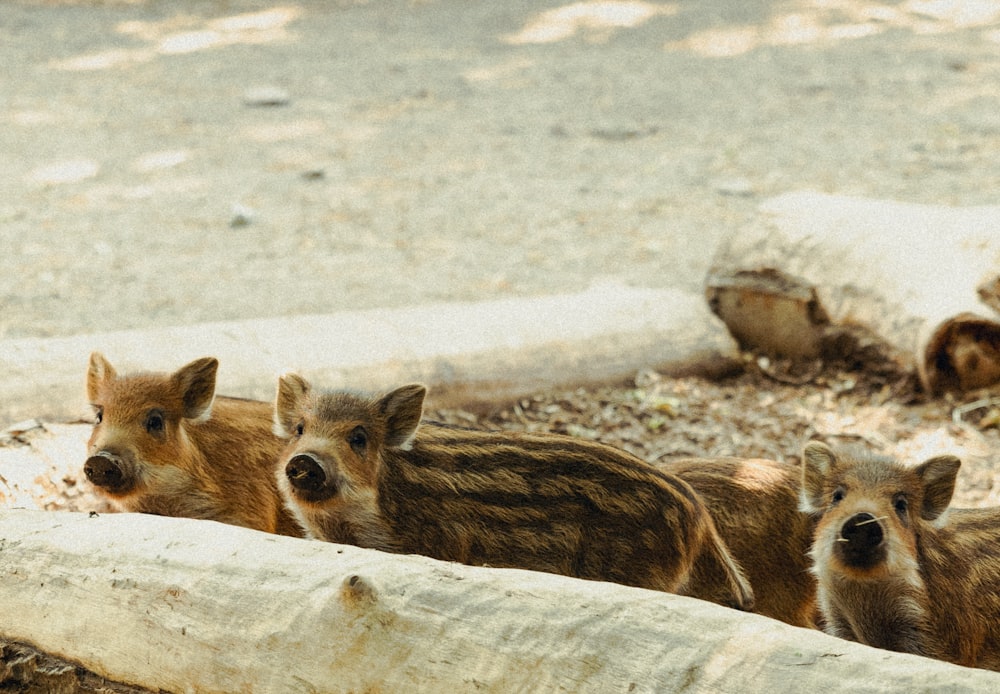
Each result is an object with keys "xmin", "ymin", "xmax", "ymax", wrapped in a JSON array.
[
  {"xmin": 977, "ymin": 277, "xmax": 1000, "ymax": 316},
  {"xmin": 706, "ymin": 269, "xmax": 828, "ymax": 359},
  {"xmin": 920, "ymin": 313, "xmax": 1000, "ymax": 394}
]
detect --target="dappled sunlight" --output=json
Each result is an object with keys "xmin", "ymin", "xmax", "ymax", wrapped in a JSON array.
[
  {"xmin": 10, "ymin": 110, "xmax": 58, "ymax": 126},
  {"xmin": 502, "ymin": 0, "xmax": 1000, "ymax": 55},
  {"xmin": 132, "ymin": 150, "xmax": 191, "ymax": 173},
  {"xmin": 671, "ymin": 10, "xmax": 880, "ymax": 58},
  {"xmin": 52, "ymin": 6, "xmax": 301, "ymax": 71},
  {"xmin": 905, "ymin": 0, "xmax": 1000, "ymax": 26},
  {"xmin": 505, "ymin": 1, "xmax": 677, "ymax": 45},
  {"xmin": 241, "ymin": 119, "xmax": 326, "ymax": 143},
  {"xmin": 55, "ymin": 48, "xmax": 147, "ymax": 71},
  {"xmin": 26, "ymin": 159, "xmax": 100, "ymax": 186},
  {"xmin": 157, "ymin": 30, "xmax": 228, "ymax": 55},
  {"xmin": 731, "ymin": 460, "xmax": 790, "ymax": 492},
  {"xmin": 895, "ymin": 428, "xmax": 972, "ymax": 464},
  {"xmin": 667, "ymin": 0, "xmax": 1000, "ymax": 57},
  {"xmin": 462, "ymin": 57, "xmax": 536, "ymax": 83}
]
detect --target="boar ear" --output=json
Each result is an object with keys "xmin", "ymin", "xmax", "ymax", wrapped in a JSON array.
[
  {"xmin": 380, "ymin": 384, "xmax": 426, "ymax": 450},
  {"xmin": 172, "ymin": 357, "xmax": 218, "ymax": 422},
  {"xmin": 274, "ymin": 373, "xmax": 311, "ymax": 437},
  {"xmin": 916, "ymin": 455, "xmax": 960, "ymax": 522},
  {"xmin": 87, "ymin": 352, "xmax": 117, "ymax": 402},
  {"xmin": 800, "ymin": 441, "xmax": 837, "ymax": 513}
]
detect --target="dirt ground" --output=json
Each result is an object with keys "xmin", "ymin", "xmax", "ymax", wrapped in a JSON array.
[{"xmin": 3, "ymin": 0, "xmax": 1000, "ymax": 339}]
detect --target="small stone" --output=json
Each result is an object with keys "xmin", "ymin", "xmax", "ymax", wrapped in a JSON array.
[
  {"xmin": 242, "ymin": 86, "xmax": 291, "ymax": 107},
  {"xmin": 341, "ymin": 574, "xmax": 378, "ymax": 608},
  {"xmin": 230, "ymin": 204, "xmax": 255, "ymax": 228},
  {"xmin": 715, "ymin": 178, "xmax": 755, "ymax": 197}
]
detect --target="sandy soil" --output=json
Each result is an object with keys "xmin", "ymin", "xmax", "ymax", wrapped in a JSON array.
[{"xmin": 3, "ymin": 0, "xmax": 1000, "ymax": 339}]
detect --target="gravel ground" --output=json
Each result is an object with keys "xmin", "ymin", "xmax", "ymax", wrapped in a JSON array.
[
  {"xmin": 3, "ymin": 1, "xmax": 1000, "ymax": 338},
  {"xmin": 428, "ymin": 357, "xmax": 1000, "ymax": 508}
]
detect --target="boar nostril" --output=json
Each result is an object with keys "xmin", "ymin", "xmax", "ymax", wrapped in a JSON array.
[
  {"xmin": 286, "ymin": 455, "xmax": 328, "ymax": 493},
  {"xmin": 84, "ymin": 454, "xmax": 126, "ymax": 490},
  {"xmin": 842, "ymin": 512, "xmax": 884, "ymax": 549},
  {"xmin": 837, "ymin": 512, "xmax": 886, "ymax": 568}
]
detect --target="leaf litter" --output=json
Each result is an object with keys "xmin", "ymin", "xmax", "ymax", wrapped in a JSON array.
[{"xmin": 427, "ymin": 355, "xmax": 1000, "ymax": 509}]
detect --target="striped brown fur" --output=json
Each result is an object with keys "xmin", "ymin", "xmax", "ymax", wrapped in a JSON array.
[
  {"xmin": 84, "ymin": 352, "xmax": 303, "ymax": 537},
  {"xmin": 657, "ymin": 456, "xmax": 819, "ymax": 627},
  {"xmin": 801, "ymin": 441, "xmax": 1000, "ymax": 670},
  {"xmin": 274, "ymin": 375, "xmax": 754, "ymax": 609}
]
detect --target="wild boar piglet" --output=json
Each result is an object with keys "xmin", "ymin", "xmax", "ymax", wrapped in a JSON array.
[
  {"xmin": 659, "ymin": 456, "xmax": 818, "ymax": 627},
  {"xmin": 85, "ymin": 352, "xmax": 302, "ymax": 536},
  {"xmin": 801, "ymin": 440, "xmax": 1000, "ymax": 670},
  {"xmin": 274, "ymin": 375, "xmax": 754, "ymax": 610}
]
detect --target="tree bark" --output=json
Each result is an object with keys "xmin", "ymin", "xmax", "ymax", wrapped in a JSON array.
[
  {"xmin": 2, "ymin": 509, "xmax": 1000, "ymax": 693},
  {"xmin": 706, "ymin": 192, "xmax": 1000, "ymax": 394}
]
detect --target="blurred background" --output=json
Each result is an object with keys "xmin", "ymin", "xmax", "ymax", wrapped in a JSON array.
[{"xmin": 3, "ymin": 0, "xmax": 999, "ymax": 340}]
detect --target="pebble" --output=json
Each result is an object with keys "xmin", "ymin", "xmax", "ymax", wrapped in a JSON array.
[
  {"xmin": 714, "ymin": 178, "xmax": 755, "ymax": 197},
  {"xmin": 230, "ymin": 204, "xmax": 256, "ymax": 228},
  {"xmin": 242, "ymin": 86, "xmax": 291, "ymax": 107}
]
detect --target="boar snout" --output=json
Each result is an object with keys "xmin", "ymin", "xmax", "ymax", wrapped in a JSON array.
[
  {"xmin": 286, "ymin": 454, "xmax": 336, "ymax": 501},
  {"xmin": 84, "ymin": 452, "xmax": 131, "ymax": 493},
  {"xmin": 837, "ymin": 512, "xmax": 886, "ymax": 569}
]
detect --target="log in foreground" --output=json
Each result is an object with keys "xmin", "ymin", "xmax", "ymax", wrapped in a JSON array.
[
  {"xmin": 2, "ymin": 511, "xmax": 1000, "ymax": 693},
  {"xmin": 706, "ymin": 192, "xmax": 1000, "ymax": 393}
]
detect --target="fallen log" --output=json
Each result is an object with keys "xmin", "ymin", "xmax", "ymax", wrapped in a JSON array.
[
  {"xmin": 706, "ymin": 192, "xmax": 1000, "ymax": 394},
  {"xmin": 0, "ymin": 283, "xmax": 738, "ymax": 426},
  {"xmin": 2, "ymin": 510, "xmax": 1000, "ymax": 693}
]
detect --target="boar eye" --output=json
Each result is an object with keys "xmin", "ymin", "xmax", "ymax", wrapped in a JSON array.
[
  {"xmin": 831, "ymin": 488, "xmax": 845, "ymax": 505},
  {"xmin": 295, "ymin": 421, "xmax": 304, "ymax": 437},
  {"xmin": 348, "ymin": 426, "xmax": 367, "ymax": 455},
  {"xmin": 893, "ymin": 493, "xmax": 908, "ymax": 518},
  {"xmin": 93, "ymin": 406, "xmax": 103, "ymax": 425},
  {"xmin": 145, "ymin": 410, "xmax": 165, "ymax": 435}
]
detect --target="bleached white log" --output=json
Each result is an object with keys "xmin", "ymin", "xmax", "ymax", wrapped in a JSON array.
[
  {"xmin": 2, "ymin": 510, "xmax": 999, "ymax": 693},
  {"xmin": 0, "ymin": 283, "xmax": 738, "ymax": 425},
  {"xmin": 706, "ymin": 192, "xmax": 1000, "ymax": 393}
]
